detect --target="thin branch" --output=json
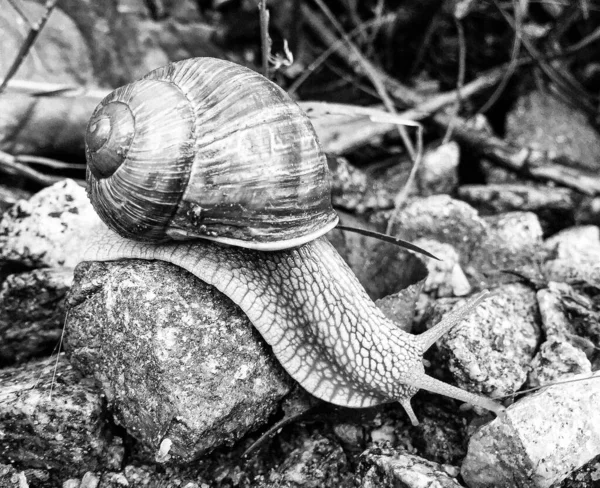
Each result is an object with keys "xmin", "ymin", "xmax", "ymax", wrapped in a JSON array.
[
  {"xmin": 0, "ymin": 0, "xmax": 59, "ymax": 94},
  {"xmin": 442, "ymin": 16, "xmax": 467, "ymax": 144},
  {"xmin": 7, "ymin": 0, "xmax": 34, "ymax": 26},
  {"xmin": 309, "ymin": 0, "xmax": 417, "ymax": 160},
  {"xmin": 258, "ymin": 0, "xmax": 271, "ymax": 78},
  {"xmin": 0, "ymin": 150, "xmax": 85, "ymax": 187}
]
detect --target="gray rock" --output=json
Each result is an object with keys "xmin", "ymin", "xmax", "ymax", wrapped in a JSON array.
[
  {"xmin": 544, "ymin": 225, "xmax": 600, "ymax": 261},
  {"xmin": 385, "ymin": 195, "xmax": 487, "ymax": 261},
  {"xmin": 426, "ymin": 284, "xmax": 541, "ymax": 398},
  {"xmin": 0, "ymin": 267, "xmax": 72, "ymax": 365},
  {"xmin": 65, "ymin": 259, "xmax": 291, "ymax": 462},
  {"xmin": 528, "ymin": 339, "xmax": 591, "ymax": 388},
  {"xmin": 542, "ymin": 226, "xmax": 600, "ymax": 286},
  {"xmin": 0, "ymin": 179, "xmax": 96, "ymax": 268},
  {"xmin": 471, "ymin": 211, "xmax": 544, "ymax": 285},
  {"xmin": 458, "ymin": 183, "xmax": 576, "ymax": 234},
  {"xmin": 0, "ymin": 464, "xmax": 24, "ymax": 488},
  {"xmin": 0, "ymin": 356, "xmax": 115, "ymax": 480},
  {"xmin": 461, "ymin": 372, "xmax": 600, "ymax": 488},
  {"xmin": 416, "ymin": 142, "xmax": 459, "ymax": 197},
  {"xmin": 505, "ymin": 91, "xmax": 600, "ymax": 172},
  {"xmin": 265, "ymin": 434, "xmax": 351, "ymax": 487},
  {"xmin": 411, "ymin": 239, "xmax": 471, "ymax": 297},
  {"xmin": 358, "ymin": 446, "xmax": 462, "ymax": 488}
]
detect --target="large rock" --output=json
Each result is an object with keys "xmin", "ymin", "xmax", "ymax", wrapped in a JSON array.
[
  {"xmin": 461, "ymin": 372, "xmax": 600, "ymax": 488},
  {"xmin": 65, "ymin": 259, "xmax": 291, "ymax": 462}
]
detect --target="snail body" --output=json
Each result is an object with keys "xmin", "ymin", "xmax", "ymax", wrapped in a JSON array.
[{"xmin": 83, "ymin": 58, "xmax": 503, "ymax": 424}]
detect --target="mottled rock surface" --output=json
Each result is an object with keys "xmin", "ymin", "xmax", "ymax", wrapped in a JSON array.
[
  {"xmin": 0, "ymin": 180, "xmax": 95, "ymax": 268},
  {"xmin": 427, "ymin": 284, "xmax": 541, "ymax": 398},
  {"xmin": 0, "ymin": 356, "xmax": 117, "ymax": 482},
  {"xmin": 66, "ymin": 259, "xmax": 291, "ymax": 462},
  {"xmin": 358, "ymin": 446, "xmax": 462, "ymax": 488},
  {"xmin": 0, "ymin": 267, "xmax": 72, "ymax": 366},
  {"xmin": 461, "ymin": 372, "xmax": 600, "ymax": 488}
]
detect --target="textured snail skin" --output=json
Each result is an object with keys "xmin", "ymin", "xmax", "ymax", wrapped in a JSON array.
[{"xmin": 83, "ymin": 221, "xmax": 504, "ymax": 425}]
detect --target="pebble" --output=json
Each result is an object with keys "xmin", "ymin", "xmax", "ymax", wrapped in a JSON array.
[{"xmin": 359, "ymin": 446, "xmax": 462, "ymax": 488}]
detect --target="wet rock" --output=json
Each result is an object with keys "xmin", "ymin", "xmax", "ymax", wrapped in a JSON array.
[
  {"xmin": 265, "ymin": 434, "xmax": 351, "ymax": 487},
  {"xmin": 0, "ymin": 356, "xmax": 115, "ymax": 481},
  {"xmin": 65, "ymin": 259, "xmax": 291, "ymax": 462},
  {"xmin": 461, "ymin": 372, "xmax": 600, "ymax": 488},
  {"xmin": 426, "ymin": 284, "xmax": 541, "ymax": 398},
  {"xmin": 0, "ymin": 180, "xmax": 96, "ymax": 268},
  {"xmin": 358, "ymin": 446, "xmax": 462, "ymax": 488},
  {"xmin": 458, "ymin": 183, "xmax": 576, "ymax": 235},
  {"xmin": 0, "ymin": 267, "xmax": 72, "ymax": 366}
]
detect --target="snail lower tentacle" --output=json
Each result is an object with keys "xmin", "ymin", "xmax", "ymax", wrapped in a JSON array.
[{"xmin": 83, "ymin": 222, "xmax": 504, "ymax": 425}]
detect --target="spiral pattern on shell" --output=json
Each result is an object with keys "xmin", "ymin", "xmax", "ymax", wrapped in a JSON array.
[{"xmin": 85, "ymin": 57, "xmax": 338, "ymax": 249}]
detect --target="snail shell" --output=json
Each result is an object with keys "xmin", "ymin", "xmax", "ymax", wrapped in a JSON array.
[{"xmin": 85, "ymin": 58, "xmax": 338, "ymax": 250}]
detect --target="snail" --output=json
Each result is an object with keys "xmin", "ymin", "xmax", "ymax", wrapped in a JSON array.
[{"xmin": 82, "ymin": 57, "xmax": 504, "ymax": 425}]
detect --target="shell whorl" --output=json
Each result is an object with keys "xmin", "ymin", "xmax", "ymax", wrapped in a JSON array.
[{"xmin": 86, "ymin": 57, "xmax": 338, "ymax": 249}]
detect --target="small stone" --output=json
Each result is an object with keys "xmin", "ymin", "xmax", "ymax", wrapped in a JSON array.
[
  {"xmin": 427, "ymin": 284, "xmax": 541, "ymax": 398},
  {"xmin": 62, "ymin": 479, "xmax": 80, "ymax": 488},
  {"xmin": 458, "ymin": 183, "xmax": 576, "ymax": 234},
  {"xmin": 542, "ymin": 226, "xmax": 600, "ymax": 285},
  {"xmin": 461, "ymin": 372, "xmax": 600, "ymax": 488},
  {"xmin": 359, "ymin": 446, "xmax": 462, "ymax": 488},
  {"xmin": 155, "ymin": 438, "xmax": 172, "ymax": 464},
  {"xmin": 417, "ymin": 142, "xmax": 459, "ymax": 196},
  {"xmin": 412, "ymin": 239, "xmax": 471, "ymax": 297},
  {"xmin": 528, "ymin": 339, "xmax": 591, "ymax": 388},
  {"xmin": 98, "ymin": 472, "xmax": 128, "ymax": 487},
  {"xmin": 370, "ymin": 425, "xmax": 396, "ymax": 444},
  {"xmin": 104, "ymin": 437, "xmax": 125, "ymax": 471},
  {"xmin": 0, "ymin": 180, "xmax": 96, "ymax": 268},
  {"xmin": 79, "ymin": 472, "xmax": 100, "ymax": 488},
  {"xmin": 332, "ymin": 423, "xmax": 365, "ymax": 450},
  {"xmin": 267, "ymin": 434, "xmax": 351, "ymax": 487},
  {"xmin": 0, "ymin": 464, "xmax": 22, "ymax": 488}
]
